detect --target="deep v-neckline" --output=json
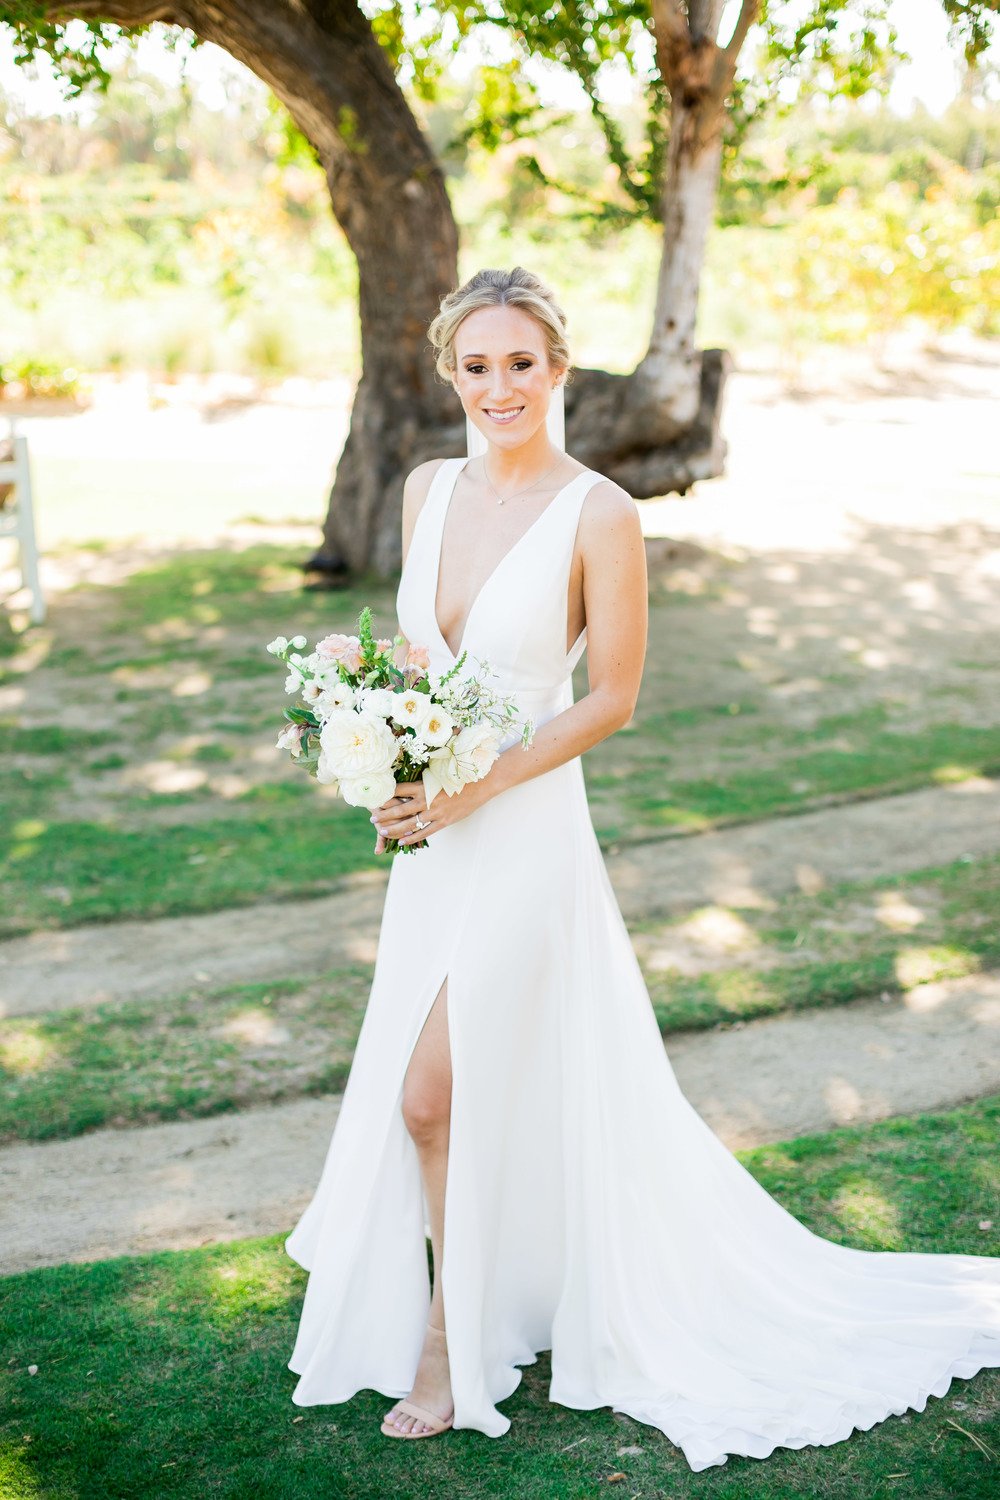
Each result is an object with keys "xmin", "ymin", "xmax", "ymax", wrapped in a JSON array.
[{"xmin": 431, "ymin": 456, "xmax": 589, "ymax": 664}]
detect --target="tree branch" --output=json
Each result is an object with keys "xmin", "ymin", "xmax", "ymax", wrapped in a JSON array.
[
  {"xmin": 43, "ymin": 2, "xmax": 186, "ymax": 21},
  {"xmin": 721, "ymin": 0, "xmax": 760, "ymax": 66}
]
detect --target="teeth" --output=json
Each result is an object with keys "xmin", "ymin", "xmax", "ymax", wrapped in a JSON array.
[{"xmin": 485, "ymin": 408, "xmax": 523, "ymax": 422}]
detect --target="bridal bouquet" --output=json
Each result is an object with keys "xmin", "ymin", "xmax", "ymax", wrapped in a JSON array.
[{"xmin": 267, "ymin": 606, "xmax": 534, "ymax": 854}]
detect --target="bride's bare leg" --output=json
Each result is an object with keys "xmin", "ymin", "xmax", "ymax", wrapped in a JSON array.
[{"xmin": 383, "ymin": 977, "xmax": 454, "ymax": 1435}]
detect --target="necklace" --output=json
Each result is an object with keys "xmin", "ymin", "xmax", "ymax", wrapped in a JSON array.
[{"xmin": 482, "ymin": 454, "xmax": 567, "ymax": 506}]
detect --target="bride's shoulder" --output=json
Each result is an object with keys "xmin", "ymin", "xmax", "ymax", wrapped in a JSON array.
[
  {"xmin": 402, "ymin": 456, "xmax": 452, "ymax": 526},
  {"xmin": 578, "ymin": 469, "xmax": 640, "ymax": 538}
]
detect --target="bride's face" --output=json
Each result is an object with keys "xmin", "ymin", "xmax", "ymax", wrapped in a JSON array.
[{"xmin": 451, "ymin": 305, "xmax": 563, "ymax": 448}]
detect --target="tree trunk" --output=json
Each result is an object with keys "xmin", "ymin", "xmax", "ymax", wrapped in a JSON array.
[
  {"xmin": 39, "ymin": 0, "xmax": 460, "ymax": 576},
  {"xmin": 621, "ymin": 2, "xmax": 757, "ymax": 442},
  {"xmin": 633, "ymin": 96, "xmax": 725, "ymax": 433}
]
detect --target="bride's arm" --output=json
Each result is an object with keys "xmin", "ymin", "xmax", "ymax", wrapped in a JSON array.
[{"xmin": 484, "ymin": 479, "xmax": 648, "ymax": 798}]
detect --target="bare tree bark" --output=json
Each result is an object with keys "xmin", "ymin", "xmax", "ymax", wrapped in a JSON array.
[{"xmin": 626, "ymin": 0, "xmax": 758, "ymax": 435}]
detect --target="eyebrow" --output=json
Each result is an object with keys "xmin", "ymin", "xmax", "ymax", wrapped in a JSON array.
[{"xmin": 460, "ymin": 350, "xmax": 538, "ymax": 360}]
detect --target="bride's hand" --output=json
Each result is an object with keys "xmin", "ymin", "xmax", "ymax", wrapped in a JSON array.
[{"xmin": 370, "ymin": 777, "xmax": 489, "ymax": 850}]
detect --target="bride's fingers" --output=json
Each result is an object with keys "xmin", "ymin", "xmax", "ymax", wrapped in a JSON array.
[
  {"xmin": 375, "ymin": 792, "xmax": 426, "ymax": 821},
  {"xmin": 372, "ymin": 804, "xmax": 411, "ymax": 832},
  {"xmin": 398, "ymin": 820, "xmax": 433, "ymax": 845}
]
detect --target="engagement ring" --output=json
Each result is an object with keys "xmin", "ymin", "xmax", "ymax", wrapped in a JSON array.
[{"xmin": 414, "ymin": 815, "xmax": 427, "ymax": 830}]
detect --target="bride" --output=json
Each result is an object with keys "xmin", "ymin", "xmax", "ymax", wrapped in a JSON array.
[{"xmin": 285, "ymin": 266, "xmax": 1000, "ymax": 1471}]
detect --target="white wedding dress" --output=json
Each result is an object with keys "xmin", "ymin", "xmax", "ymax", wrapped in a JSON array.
[{"xmin": 285, "ymin": 454, "xmax": 1000, "ymax": 1472}]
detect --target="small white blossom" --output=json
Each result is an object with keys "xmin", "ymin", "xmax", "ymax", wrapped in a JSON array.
[
  {"xmin": 290, "ymin": 634, "xmax": 307, "ymax": 649},
  {"xmin": 319, "ymin": 680, "xmax": 357, "ymax": 712},
  {"xmin": 266, "ymin": 636, "xmax": 289, "ymax": 656}
]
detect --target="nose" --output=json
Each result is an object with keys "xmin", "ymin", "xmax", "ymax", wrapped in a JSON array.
[{"xmin": 488, "ymin": 371, "xmax": 513, "ymax": 402}]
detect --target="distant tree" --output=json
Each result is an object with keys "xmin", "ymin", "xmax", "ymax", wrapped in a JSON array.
[{"xmin": 2, "ymin": 2, "xmax": 995, "ymax": 579}]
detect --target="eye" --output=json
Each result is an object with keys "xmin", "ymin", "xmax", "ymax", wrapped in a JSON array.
[
  {"xmin": 464, "ymin": 363, "xmax": 487, "ymax": 375},
  {"xmin": 513, "ymin": 360, "xmax": 533, "ymax": 370}
]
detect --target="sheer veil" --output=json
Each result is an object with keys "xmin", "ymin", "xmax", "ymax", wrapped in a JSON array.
[{"xmin": 465, "ymin": 380, "xmax": 566, "ymax": 459}]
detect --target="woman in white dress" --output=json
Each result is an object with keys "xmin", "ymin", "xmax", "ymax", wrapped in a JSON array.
[{"xmin": 285, "ymin": 267, "xmax": 1000, "ymax": 1470}]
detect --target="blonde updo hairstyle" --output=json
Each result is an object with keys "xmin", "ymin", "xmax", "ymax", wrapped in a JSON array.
[{"xmin": 428, "ymin": 266, "xmax": 574, "ymax": 388}]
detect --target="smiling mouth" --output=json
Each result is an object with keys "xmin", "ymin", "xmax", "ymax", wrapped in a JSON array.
[{"xmin": 483, "ymin": 406, "xmax": 525, "ymax": 423}]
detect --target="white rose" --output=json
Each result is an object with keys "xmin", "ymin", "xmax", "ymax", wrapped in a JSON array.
[
  {"xmin": 452, "ymin": 721, "xmax": 501, "ymax": 782},
  {"xmin": 319, "ymin": 709, "xmax": 398, "ymax": 778},
  {"xmin": 391, "ymin": 688, "xmax": 432, "ymax": 730},
  {"xmin": 339, "ymin": 768, "xmax": 397, "ymax": 808}
]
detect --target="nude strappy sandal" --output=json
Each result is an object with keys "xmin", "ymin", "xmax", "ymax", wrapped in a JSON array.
[
  {"xmin": 380, "ymin": 1325, "xmax": 454, "ymax": 1440},
  {"xmin": 380, "ymin": 1396, "xmax": 454, "ymax": 1439}
]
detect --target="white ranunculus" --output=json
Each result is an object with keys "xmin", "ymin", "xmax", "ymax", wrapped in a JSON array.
[
  {"xmin": 421, "ymin": 705, "xmax": 455, "ymax": 747},
  {"xmin": 452, "ymin": 721, "xmax": 501, "ymax": 782},
  {"xmin": 361, "ymin": 686, "xmax": 396, "ymax": 718},
  {"xmin": 390, "ymin": 689, "xmax": 432, "ymax": 730},
  {"xmin": 319, "ymin": 708, "xmax": 398, "ymax": 778},
  {"xmin": 339, "ymin": 768, "xmax": 397, "ymax": 808},
  {"xmin": 315, "ymin": 752, "xmax": 340, "ymax": 790}
]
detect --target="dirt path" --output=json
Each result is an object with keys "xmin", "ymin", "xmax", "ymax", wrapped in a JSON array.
[
  {"xmin": 3, "ymin": 968, "xmax": 997, "ymax": 1275},
  {"xmin": 3, "ymin": 774, "xmax": 997, "ymax": 1019}
]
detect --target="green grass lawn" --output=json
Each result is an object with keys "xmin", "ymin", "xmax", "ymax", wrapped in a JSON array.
[
  {"xmin": 3, "ymin": 850, "xmax": 999, "ymax": 1146},
  {"xmin": 2, "ymin": 1095, "xmax": 997, "ymax": 1500},
  {"xmin": 2, "ymin": 535, "xmax": 1000, "ymax": 936}
]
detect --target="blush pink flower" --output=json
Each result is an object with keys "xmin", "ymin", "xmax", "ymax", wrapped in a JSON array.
[
  {"xmin": 316, "ymin": 633, "xmax": 363, "ymax": 673},
  {"xmin": 376, "ymin": 638, "xmax": 394, "ymax": 655},
  {"xmin": 406, "ymin": 643, "xmax": 430, "ymax": 671}
]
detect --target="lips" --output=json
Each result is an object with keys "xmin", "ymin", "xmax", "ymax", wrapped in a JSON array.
[{"xmin": 483, "ymin": 406, "xmax": 524, "ymax": 424}]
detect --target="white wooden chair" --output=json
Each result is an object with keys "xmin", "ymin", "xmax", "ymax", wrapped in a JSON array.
[{"xmin": 0, "ymin": 418, "xmax": 45, "ymax": 624}]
